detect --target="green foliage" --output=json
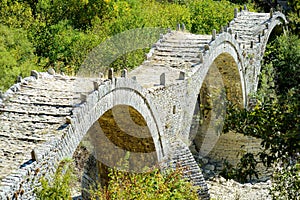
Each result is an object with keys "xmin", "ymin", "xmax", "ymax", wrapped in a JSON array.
[
  {"xmin": 91, "ymin": 0, "xmax": 191, "ymax": 36},
  {"xmin": 189, "ymin": 0, "xmax": 235, "ymax": 34},
  {"xmin": 224, "ymin": 96, "xmax": 299, "ymax": 167},
  {"xmin": 219, "ymin": 160, "xmax": 237, "ymax": 180},
  {"xmin": 224, "ymin": 33, "xmax": 300, "ymax": 165},
  {"xmin": 220, "ymin": 150, "xmax": 258, "ymax": 183},
  {"xmin": 0, "ymin": 24, "xmax": 41, "ymax": 92},
  {"xmin": 35, "ymin": 158, "xmax": 76, "ymax": 200},
  {"xmin": 88, "ymin": 0, "xmax": 191, "ymax": 72},
  {"xmin": 109, "ymin": 49, "xmax": 149, "ymax": 72},
  {"xmin": 0, "ymin": 0, "xmax": 255, "ymax": 88},
  {"xmin": 30, "ymin": 0, "xmax": 110, "ymax": 30},
  {"xmin": 256, "ymin": 62, "xmax": 276, "ymax": 102},
  {"xmin": 227, "ymin": 0, "xmax": 251, "ymax": 4},
  {"xmin": 89, "ymin": 167, "xmax": 200, "ymax": 200},
  {"xmin": 287, "ymin": 0, "xmax": 300, "ymax": 35},
  {"xmin": 223, "ymin": 33, "xmax": 299, "ymax": 197},
  {"xmin": 263, "ymin": 34, "xmax": 300, "ymax": 95},
  {"xmin": 0, "ymin": 0, "xmax": 35, "ymax": 29},
  {"xmin": 29, "ymin": 20, "xmax": 100, "ymax": 74},
  {"xmin": 270, "ymin": 158, "xmax": 300, "ymax": 199}
]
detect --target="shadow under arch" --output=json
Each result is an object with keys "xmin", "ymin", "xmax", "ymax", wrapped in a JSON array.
[{"xmin": 77, "ymin": 104, "xmax": 158, "ymax": 199}]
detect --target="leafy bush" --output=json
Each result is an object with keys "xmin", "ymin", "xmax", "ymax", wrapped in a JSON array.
[
  {"xmin": 89, "ymin": 167, "xmax": 200, "ymax": 200},
  {"xmin": 189, "ymin": 0, "xmax": 255, "ymax": 34},
  {"xmin": 35, "ymin": 156, "xmax": 199, "ymax": 199},
  {"xmin": 287, "ymin": 0, "xmax": 300, "ymax": 35},
  {"xmin": 220, "ymin": 149, "xmax": 258, "ymax": 183},
  {"xmin": 35, "ymin": 158, "xmax": 76, "ymax": 200},
  {"xmin": 270, "ymin": 156, "xmax": 300, "ymax": 199},
  {"xmin": 224, "ymin": 96, "xmax": 299, "ymax": 165},
  {"xmin": 263, "ymin": 34, "xmax": 300, "ymax": 96},
  {"xmin": 223, "ymin": 33, "xmax": 299, "ymax": 197},
  {"xmin": 28, "ymin": 20, "xmax": 100, "ymax": 74},
  {"xmin": 0, "ymin": 0, "xmax": 34, "ymax": 29},
  {"xmin": 0, "ymin": 24, "xmax": 41, "ymax": 92}
]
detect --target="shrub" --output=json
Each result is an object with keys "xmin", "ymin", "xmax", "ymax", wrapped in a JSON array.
[
  {"xmin": 28, "ymin": 20, "xmax": 101, "ymax": 74},
  {"xmin": 0, "ymin": 24, "xmax": 40, "ymax": 92},
  {"xmin": 35, "ymin": 158, "xmax": 76, "ymax": 200},
  {"xmin": 270, "ymin": 156, "xmax": 300, "ymax": 199},
  {"xmin": 263, "ymin": 34, "xmax": 300, "ymax": 96},
  {"xmin": 188, "ymin": 0, "xmax": 255, "ymax": 34},
  {"xmin": 287, "ymin": 0, "xmax": 300, "ymax": 35},
  {"xmin": 223, "ymin": 33, "xmax": 300, "ymax": 197},
  {"xmin": 0, "ymin": 0, "xmax": 34, "ymax": 29},
  {"xmin": 89, "ymin": 167, "xmax": 200, "ymax": 200}
]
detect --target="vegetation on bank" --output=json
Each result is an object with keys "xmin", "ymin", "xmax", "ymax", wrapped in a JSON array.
[
  {"xmin": 223, "ymin": 33, "xmax": 300, "ymax": 199},
  {"xmin": 89, "ymin": 168, "xmax": 199, "ymax": 200},
  {"xmin": 1, "ymin": 0, "xmax": 298, "ymax": 91},
  {"xmin": 35, "ymin": 158, "xmax": 76, "ymax": 200},
  {"xmin": 36, "ymin": 158, "xmax": 199, "ymax": 200},
  {"xmin": 0, "ymin": 0, "xmax": 252, "ymax": 91}
]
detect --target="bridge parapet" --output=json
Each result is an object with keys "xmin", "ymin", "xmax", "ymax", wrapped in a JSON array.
[{"xmin": 229, "ymin": 9, "xmax": 287, "ymax": 95}]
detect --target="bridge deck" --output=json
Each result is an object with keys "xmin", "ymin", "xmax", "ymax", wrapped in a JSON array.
[
  {"xmin": 129, "ymin": 32, "xmax": 210, "ymax": 88},
  {"xmin": 0, "ymin": 74, "xmax": 99, "ymax": 180}
]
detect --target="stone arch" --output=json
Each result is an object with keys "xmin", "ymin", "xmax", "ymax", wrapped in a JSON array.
[
  {"xmin": 185, "ymin": 33, "xmax": 245, "ymax": 121},
  {"xmin": 185, "ymin": 34, "xmax": 248, "ymax": 178},
  {"xmin": 188, "ymin": 34, "xmax": 244, "ymax": 152},
  {"xmin": 261, "ymin": 13, "xmax": 288, "ymax": 57},
  {"xmin": 70, "ymin": 79, "xmax": 165, "ymax": 160},
  {"xmin": 192, "ymin": 33, "xmax": 246, "ymax": 108},
  {"xmin": 184, "ymin": 33, "xmax": 246, "ymax": 112},
  {"xmin": 55, "ymin": 78, "xmax": 166, "ymax": 196}
]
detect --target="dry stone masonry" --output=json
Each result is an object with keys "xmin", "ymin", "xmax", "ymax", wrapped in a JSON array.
[{"xmin": 0, "ymin": 9, "xmax": 287, "ymax": 200}]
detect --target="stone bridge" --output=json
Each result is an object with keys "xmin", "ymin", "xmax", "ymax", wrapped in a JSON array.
[{"xmin": 0, "ymin": 8, "xmax": 287, "ymax": 200}]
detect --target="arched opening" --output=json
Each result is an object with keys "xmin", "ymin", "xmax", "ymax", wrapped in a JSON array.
[
  {"xmin": 266, "ymin": 23, "xmax": 285, "ymax": 45},
  {"xmin": 189, "ymin": 52, "xmax": 256, "ymax": 178},
  {"xmin": 257, "ymin": 23, "xmax": 286, "ymax": 92},
  {"xmin": 71, "ymin": 105, "xmax": 157, "ymax": 199}
]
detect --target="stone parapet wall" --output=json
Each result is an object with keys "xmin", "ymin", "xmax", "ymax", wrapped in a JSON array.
[{"xmin": 192, "ymin": 131, "xmax": 271, "ymax": 180}]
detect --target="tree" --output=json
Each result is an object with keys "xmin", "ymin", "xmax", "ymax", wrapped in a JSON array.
[
  {"xmin": 0, "ymin": 24, "xmax": 40, "ymax": 92},
  {"xmin": 224, "ymin": 33, "xmax": 300, "ymax": 197}
]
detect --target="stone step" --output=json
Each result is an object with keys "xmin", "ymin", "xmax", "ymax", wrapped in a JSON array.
[
  {"xmin": 154, "ymin": 51, "xmax": 199, "ymax": 58},
  {"xmin": 153, "ymin": 56, "xmax": 200, "ymax": 64},
  {"xmin": 156, "ymin": 43, "xmax": 205, "ymax": 49},
  {"xmin": 155, "ymin": 47, "xmax": 200, "ymax": 54},
  {"xmin": 0, "ymin": 108, "xmax": 70, "ymax": 119},
  {"xmin": 163, "ymin": 39, "xmax": 210, "ymax": 45}
]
